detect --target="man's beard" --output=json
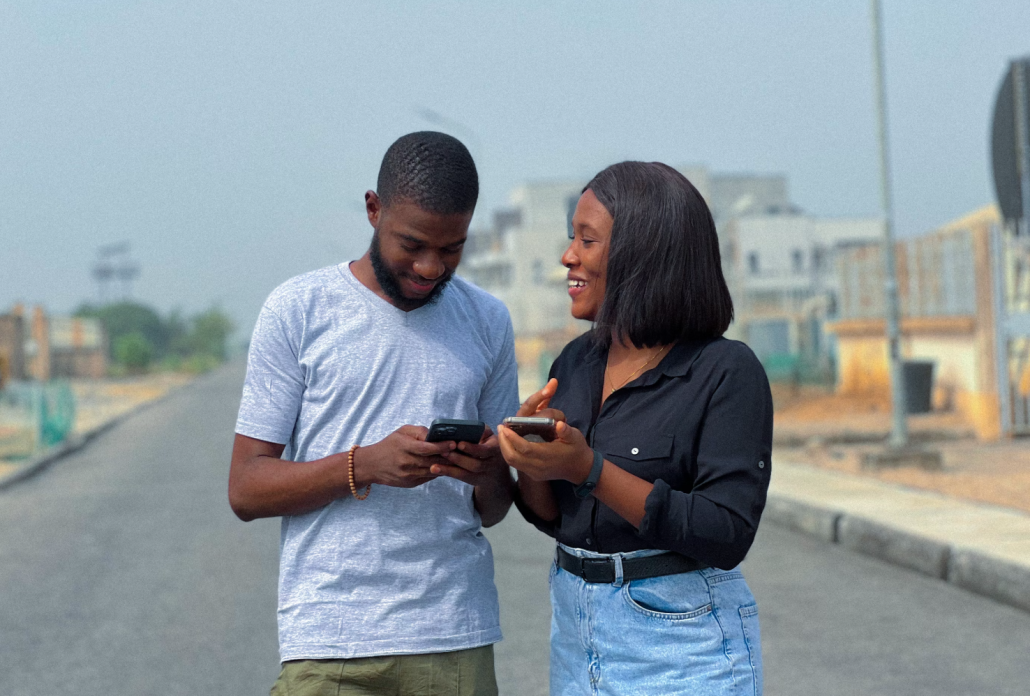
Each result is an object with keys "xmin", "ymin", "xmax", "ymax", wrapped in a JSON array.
[{"xmin": 369, "ymin": 231, "xmax": 453, "ymax": 310}]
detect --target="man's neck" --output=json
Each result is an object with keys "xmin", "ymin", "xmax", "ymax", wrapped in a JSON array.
[{"xmin": 349, "ymin": 255, "xmax": 426, "ymax": 312}]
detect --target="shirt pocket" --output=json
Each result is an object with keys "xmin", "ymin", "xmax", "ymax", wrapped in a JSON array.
[{"xmin": 604, "ymin": 434, "xmax": 675, "ymax": 481}]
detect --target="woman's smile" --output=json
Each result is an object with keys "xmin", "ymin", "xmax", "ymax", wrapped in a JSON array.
[{"xmin": 563, "ymin": 189, "xmax": 613, "ymax": 321}]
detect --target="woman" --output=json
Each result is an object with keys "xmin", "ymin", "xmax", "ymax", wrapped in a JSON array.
[{"xmin": 498, "ymin": 162, "xmax": 773, "ymax": 696}]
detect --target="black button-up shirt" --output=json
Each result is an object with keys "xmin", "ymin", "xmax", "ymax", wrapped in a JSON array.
[{"xmin": 516, "ymin": 333, "xmax": 773, "ymax": 570}]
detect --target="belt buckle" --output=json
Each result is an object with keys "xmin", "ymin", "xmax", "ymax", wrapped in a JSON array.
[{"xmin": 581, "ymin": 558, "xmax": 611, "ymax": 583}]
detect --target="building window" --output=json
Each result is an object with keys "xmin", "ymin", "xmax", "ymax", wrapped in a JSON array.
[
  {"xmin": 811, "ymin": 246, "xmax": 825, "ymax": 271},
  {"xmin": 792, "ymin": 249, "xmax": 804, "ymax": 274},
  {"xmin": 748, "ymin": 252, "xmax": 760, "ymax": 275},
  {"xmin": 566, "ymin": 195, "xmax": 579, "ymax": 239}
]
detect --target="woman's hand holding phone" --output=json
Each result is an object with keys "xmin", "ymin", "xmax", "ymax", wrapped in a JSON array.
[
  {"xmin": 497, "ymin": 378, "xmax": 593, "ymax": 484},
  {"xmin": 499, "ymin": 417, "xmax": 593, "ymax": 484},
  {"xmin": 513, "ymin": 378, "xmax": 567, "ymax": 425}
]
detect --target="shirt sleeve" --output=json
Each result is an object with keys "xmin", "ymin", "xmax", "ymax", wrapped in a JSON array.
[
  {"xmin": 476, "ymin": 315, "xmax": 520, "ymax": 431},
  {"xmin": 637, "ymin": 347, "xmax": 773, "ymax": 569},
  {"xmin": 513, "ymin": 488, "xmax": 559, "ymax": 538},
  {"xmin": 234, "ymin": 304, "xmax": 305, "ymax": 445}
]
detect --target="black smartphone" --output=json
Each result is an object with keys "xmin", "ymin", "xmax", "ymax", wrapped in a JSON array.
[
  {"xmin": 426, "ymin": 419, "xmax": 486, "ymax": 444},
  {"xmin": 502, "ymin": 416, "xmax": 557, "ymax": 442}
]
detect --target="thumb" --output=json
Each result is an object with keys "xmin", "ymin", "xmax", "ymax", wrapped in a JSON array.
[
  {"xmin": 518, "ymin": 378, "xmax": 559, "ymax": 416},
  {"xmin": 555, "ymin": 420, "xmax": 579, "ymax": 443}
]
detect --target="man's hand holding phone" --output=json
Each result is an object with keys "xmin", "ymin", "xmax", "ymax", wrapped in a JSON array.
[
  {"xmin": 351, "ymin": 425, "xmax": 456, "ymax": 489},
  {"xmin": 429, "ymin": 426, "xmax": 510, "ymax": 489}
]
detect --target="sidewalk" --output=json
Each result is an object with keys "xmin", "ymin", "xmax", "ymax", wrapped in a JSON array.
[
  {"xmin": 0, "ymin": 372, "xmax": 194, "ymax": 490},
  {"xmin": 767, "ymin": 458, "xmax": 1030, "ymax": 613}
]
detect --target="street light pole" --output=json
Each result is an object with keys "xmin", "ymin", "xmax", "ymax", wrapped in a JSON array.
[{"xmin": 870, "ymin": 0, "xmax": 909, "ymax": 448}]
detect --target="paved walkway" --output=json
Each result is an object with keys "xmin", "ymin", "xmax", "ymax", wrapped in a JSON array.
[{"xmin": 769, "ymin": 458, "xmax": 1030, "ymax": 612}]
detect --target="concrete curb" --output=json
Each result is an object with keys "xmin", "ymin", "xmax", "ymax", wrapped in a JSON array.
[
  {"xmin": 763, "ymin": 496, "xmax": 841, "ymax": 543},
  {"xmin": 947, "ymin": 549, "xmax": 1030, "ymax": 614},
  {"xmin": 0, "ymin": 375, "xmax": 196, "ymax": 492},
  {"xmin": 764, "ymin": 493, "xmax": 1030, "ymax": 614}
]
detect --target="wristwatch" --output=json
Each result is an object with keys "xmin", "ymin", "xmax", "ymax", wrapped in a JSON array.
[{"xmin": 574, "ymin": 449, "xmax": 605, "ymax": 499}]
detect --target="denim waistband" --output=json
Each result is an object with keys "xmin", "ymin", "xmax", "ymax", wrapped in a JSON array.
[{"xmin": 557, "ymin": 542, "xmax": 668, "ymax": 561}]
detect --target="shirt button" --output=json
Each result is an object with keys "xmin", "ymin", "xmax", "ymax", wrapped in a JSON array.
[
  {"xmin": 631, "ymin": 447, "xmax": 639, "ymax": 455},
  {"xmin": 758, "ymin": 461, "xmax": 765, "ymax": 469},
  {"xmin": 585, "ymin": 537, "xmax": 593, "ymax": 546}
]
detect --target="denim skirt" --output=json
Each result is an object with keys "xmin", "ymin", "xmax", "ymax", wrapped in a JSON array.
[{"xmin": 550, "ymin": 543, "xmax": 763, "ymax": 696}]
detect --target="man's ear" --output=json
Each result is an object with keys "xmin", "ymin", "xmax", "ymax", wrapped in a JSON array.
[{"xmin": 365, "ymin": 190, "xmax": 382, "ymax": 227}]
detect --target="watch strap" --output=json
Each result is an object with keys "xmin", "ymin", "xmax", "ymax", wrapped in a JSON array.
[{"xmin": 574, "ymin": 449, "xmax": 605, "ymax": 499}]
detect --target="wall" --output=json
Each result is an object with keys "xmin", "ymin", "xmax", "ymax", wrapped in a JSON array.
[
  {"xmin": 49, "ymin": 316, "xmax": 108, "ymax": 379},
  {"xmin": 26, "ymin": 306, "xmax": 50, "ymax": 382},
  {"xmin": 0, "ymin": 314, "xmax": 26, "ymax": 383},
  {"xmin": 829, "ymin": 206, "xmax": 1003, "ymax": 440}
]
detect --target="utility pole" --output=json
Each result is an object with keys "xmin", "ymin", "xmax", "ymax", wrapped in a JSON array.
[{"xmin": 870, "ymin": 0, "xmax": 909, "ymax": 449}]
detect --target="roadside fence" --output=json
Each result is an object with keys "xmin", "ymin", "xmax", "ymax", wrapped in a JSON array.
[{"xmin": 0, "ymin": 381, "xmax": 75, "ymax": 460}]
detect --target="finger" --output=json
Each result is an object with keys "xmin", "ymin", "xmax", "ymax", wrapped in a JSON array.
[
  {"xmin": 517, "ymin": 378, "xmax": 558, "ymax": 416},
  {"xmin": 534, "ymin": 407, "xmax": 567, "ymax": 423},
  {"xmin": 408, "ymin": 439, "xmax": 456, "ymax": 456},
  {"xmin": 430, "ymin": 462, "xmax": 478, "ymax": 484},
  {"xmin": 499, "ymin": 423, "xmax": 540, "ymax": 457},
  {"xmin": 496, "ymin": 426, "xmax": 523, "ymax": 464},
  {"xmin": 458, "ymin": 435, "xmax": 499, "ymax": 458},
  {"xmin": 398, "ymin": 425, "xmax": 431, "ymax": 440},
  {"xmin": 443, "ymin": 450, "xmax": 486, "ymax": 473},
  {"xmin": 555, "ymin": 421, "xmax": 584, "ymax": 444},
  {"xmin": 401, "ymin": 455, "xmax": 450, "ymax": 474}
]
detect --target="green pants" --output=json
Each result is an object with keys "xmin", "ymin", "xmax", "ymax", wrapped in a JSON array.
[{"xmin": 270, "ymin": 644, "xmax": 498, "ymax": 696}]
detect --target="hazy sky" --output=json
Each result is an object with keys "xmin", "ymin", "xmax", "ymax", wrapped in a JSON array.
[{"xmin": 3, "ymin": 1, "xmax": 1028, "ymax": 330}]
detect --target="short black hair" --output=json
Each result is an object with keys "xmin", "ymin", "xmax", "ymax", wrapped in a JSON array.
[
  {"xmin": 586, "ymin": 161, "xmax": 734, "ymax": 348},
  {"xmin": 376, "ymin": 131, "xmax": 479, "ymax": 214}
]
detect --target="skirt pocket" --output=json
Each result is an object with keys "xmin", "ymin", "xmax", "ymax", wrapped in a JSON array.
[{"xmin": 622, "ymin": 572, "xmax": 713, "ymax": 620}]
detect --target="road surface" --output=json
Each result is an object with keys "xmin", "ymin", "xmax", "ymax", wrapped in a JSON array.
[{"xmin": 1, "ymin": 362, "xmax": 1028, "ymax": 695}]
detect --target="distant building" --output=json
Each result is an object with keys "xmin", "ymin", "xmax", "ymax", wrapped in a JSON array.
[
  {"xmin": 709, "ymin": 173, "xmax": 791, "ymax": 223},
  {"xmin": 722, "ymin": 214, "xmax": 884, "ymax": 371},
  {"xmin": 26, "ymin": 306, "xmax": 50, "ymax": 382},
  {"xmin": 0, "ymin": 311, "xmax": 26, "ymax": 385},
  {"xmin": 463, "ymin": 180, "xmax": 585, "ymax": 338},
  {"xmin": 49, "ymin": 316, "xmax": 108, "ymax": 379},
  {"xmin": 461, "ymin": 168, "xmax": 793, "ymax": 392},
  {"xmin": 828, "ymin": 205, "xmax": 1017, "ymax": 440},
  {"xmin": 0, "ymin": 306, "xmax": 108, "ymax": 383}
]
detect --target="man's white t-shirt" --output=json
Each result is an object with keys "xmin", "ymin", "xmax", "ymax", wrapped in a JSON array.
[{"xmin": 235, "ymin": 262, "xmax": 519, "ymax": 661}]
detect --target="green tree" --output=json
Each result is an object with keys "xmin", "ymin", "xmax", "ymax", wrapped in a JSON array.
[
  {"xmin": 114, "ymin": 331, "xmax": 154, "ymax": 372},
  {"xmin": 187, "ymin": 307, "xmax": 235, "ymax": 360},
  {"xmin": 166, "ymin": 309, "xmax": 191, "ymax": 357},
  {"xmin": 75, "ymin": 302, "xmax": 169, "ymax": 359}
]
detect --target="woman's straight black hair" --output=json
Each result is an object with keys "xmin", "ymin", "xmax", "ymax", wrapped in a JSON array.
[{"xmin": 586, "ymin": 161, "xmax": 734, "ymax": 348}]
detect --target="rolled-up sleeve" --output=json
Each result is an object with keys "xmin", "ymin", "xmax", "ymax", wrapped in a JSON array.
[
  {"xmin": 637, "ymin": 350, "xmax": 773, "ymax": 569},
  {"xmin": 513, "ymin": 487, "xmax": 560, "ymax": 538}
]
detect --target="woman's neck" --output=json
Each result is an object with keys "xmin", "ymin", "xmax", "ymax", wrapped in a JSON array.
[
  {"xmin": 601, "ymin": 334, "xmax": 672, "ymax": 404},
  {"xmin": 607, "ymin": 334, "xmax": 663, "ymax": 363}
]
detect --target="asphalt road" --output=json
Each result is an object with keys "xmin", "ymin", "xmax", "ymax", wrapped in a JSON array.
[{"xmin": 2, "ymin": 362, "xmax": 1029, "ymax": 696}]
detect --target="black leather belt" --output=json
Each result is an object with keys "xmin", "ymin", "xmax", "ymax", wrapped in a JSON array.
[{"xmin": 557, "ymin": 546, "xmax": 707, "ymax": 583}]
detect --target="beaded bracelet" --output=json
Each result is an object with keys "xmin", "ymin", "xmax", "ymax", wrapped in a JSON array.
[{"xmin": 348, "ymin": 444, "xmax": 370, "ymax": 500}]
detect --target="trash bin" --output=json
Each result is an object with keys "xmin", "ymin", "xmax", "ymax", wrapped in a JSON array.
[{"xmin": 902, "ymin": 360, "xmax": 935, "ymax": 414}]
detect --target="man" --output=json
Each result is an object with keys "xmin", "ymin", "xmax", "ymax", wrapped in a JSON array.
[{"xmin": 229, "ymin": 131, "xmax": 519, "ymax": 696}]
